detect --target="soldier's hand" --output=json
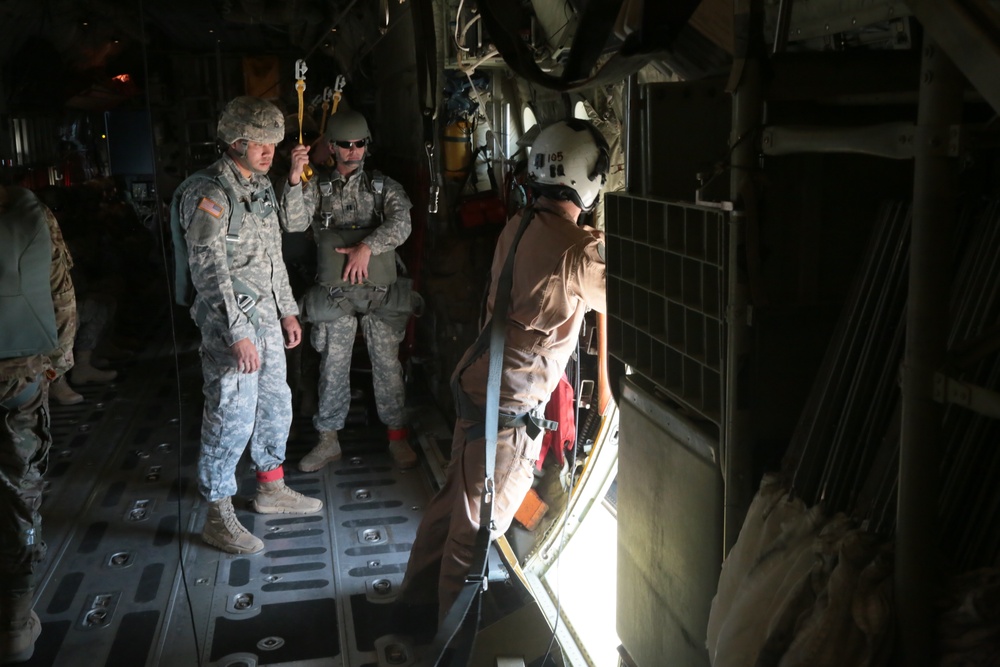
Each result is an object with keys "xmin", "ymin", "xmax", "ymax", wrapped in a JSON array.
[
  {"xmin": 287, "ymin": 144, "xmax": 312, "ymax": 186},
  {"xmin": 231, "ymin": 337, "xmax": 260, "ymax": 373},
  {"xmin": 281, "ymin": 315, "xmax": 302, "ymax": 349},
  {"xmin": 336, "ymin": 243, "xmax": 372, "ymax": 285}
]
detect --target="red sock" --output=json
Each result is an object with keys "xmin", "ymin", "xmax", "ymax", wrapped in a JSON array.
[{"xmin": 256, "ymin": 466, "xmax": 284, "ymax": 483}]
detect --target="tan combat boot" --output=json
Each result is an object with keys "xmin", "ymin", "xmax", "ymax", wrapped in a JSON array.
[
  {"xmin": 70, "ymin": 350, "xmax": 117, "ymax": 385},
  {"xmin": 253, "ymin": 478, "xmax": 323, "ymax": 514},
  {"xmin": 201, "ymin": 497, "xmax": 264, "ymax": 554},
  {"xmin": 49, "ymin": 376, "xmax": 83, "ymax": 406},
  {"xmin": 388, "ymin": 427, "xmax": 418, "ymax": 470},
  {"xmin": 299, "ymin": 430, "xmax": 342, "ymax": 472},
  {"xmin": 0, "ymin": 593, "xmax": 41, "ymax": 664}
]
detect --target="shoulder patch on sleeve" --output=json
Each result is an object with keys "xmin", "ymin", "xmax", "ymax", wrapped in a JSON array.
[{"xmin": 197, "ymin": 197, "xmax": 224, "ymax": 218}]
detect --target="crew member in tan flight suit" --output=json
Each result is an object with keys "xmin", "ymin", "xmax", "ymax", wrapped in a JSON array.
[{"xmin": 398, "ymin": 118, "xmax": 611, "ymax": 623}]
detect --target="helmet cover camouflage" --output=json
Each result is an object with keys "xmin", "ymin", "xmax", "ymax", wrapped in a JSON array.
[{"xmin": 217, "ymin": 96, "xmax": 285, "ymax": 145}]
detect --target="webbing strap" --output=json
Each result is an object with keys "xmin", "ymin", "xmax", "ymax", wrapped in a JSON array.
[
  {"xmin": 422, "ymin": 208, "xmax": 536, "ymax": 667},
  {"xmin": 319, "ymin": 180, "xmax": 334, "ymax": 227},
  {"xmin": 0, "ymin": 379, "xmax": 41, "ymax": 411},
  {"xmin": 182, "ymin": 171, "xmax": 268, "ymax": 332},
  {"xmin": 411, "ymin": 0, "xmax": 437, "ymax": 125},
  {"xmin": 231, "ymin": 277, "xmax": 261, "ymax": 331},
  {"xmin": 220, "ymin": 180, "xmax": 268, "ymax": 333},
  {"xmin": 463, "ymin": 410, "xmax": 557, "ymax": 442},
  {"xmin": 371, "ymin": 170, "xmax": 385, "ymax": 223},
  {"xmin": 317, "ymin": 171, "xmax": 385, "ymax": 227}
]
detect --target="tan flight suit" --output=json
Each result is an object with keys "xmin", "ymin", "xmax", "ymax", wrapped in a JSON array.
[{"xmin": 399, "ymin": 204, "xmax": 606, "ymax": 619}]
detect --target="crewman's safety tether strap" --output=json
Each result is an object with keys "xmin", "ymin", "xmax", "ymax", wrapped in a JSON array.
[{"xmin": 422, "ymin": 207, "xmax": 537, "ymax": 667}]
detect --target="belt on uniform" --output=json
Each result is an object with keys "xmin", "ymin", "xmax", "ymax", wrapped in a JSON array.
[{"xmin": 461, "ymin": 405, "xmax": 557, "ymax": 441}]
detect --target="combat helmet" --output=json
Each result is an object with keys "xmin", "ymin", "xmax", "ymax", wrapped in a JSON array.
[
  {"xmin": 324, "ymin": 109, "xmax": 371, "ymax": 143},
  {"xmin": 217, "ymin": 96, "xmax": 285, "ymax": 145},
  {"xmin": 528, "ymin": 119, "xmax": 610, "ymax": 211}
]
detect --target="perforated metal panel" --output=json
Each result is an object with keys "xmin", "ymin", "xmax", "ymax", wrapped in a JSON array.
[
  {"xmin": 616, "ymin": 378, "xmax": 720, "ymax": 667},
  {"xmin": 606, "ymin": 193, "xmax": 728, "ymax": 426}
]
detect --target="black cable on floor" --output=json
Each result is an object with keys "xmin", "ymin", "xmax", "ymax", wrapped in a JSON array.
[{"xmin": 137, "ymin": 0, "xmax": 203, "ymax": 662}]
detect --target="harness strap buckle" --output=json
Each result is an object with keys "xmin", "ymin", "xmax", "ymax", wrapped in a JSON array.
[
  {"xmin": 460, "ymin": 407, "xmax": 558, "ymax": 441},
  {"xmin": 464, "ymin": 571, "xmax": 489, "ymax": 592},
  {"xmin": 235, "ymin": 293, "xmax": 257, "ymax": 314}
]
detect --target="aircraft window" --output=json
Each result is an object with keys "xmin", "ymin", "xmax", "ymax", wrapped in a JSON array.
[
  {"xmin": 573, "ymin": 101, "xmax": 588, "ymax": 120},
  {"xmin": 522, "ymin": 107, "xmax": 538, "ymax": 137},
  {"xmin": 520, "ymin": 107, "xmax": 539, "ymax": 161},
  {"xmin": 504, "ymin": 103, "xmax": 516, "ymax": 158}
]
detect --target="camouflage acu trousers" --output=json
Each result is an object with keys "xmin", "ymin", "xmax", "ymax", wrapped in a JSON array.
[
  {"xmin": 197, "ymin": 321, "xmax": 291, "ymax": 502},
  {"xmin": 311, "ymin": 288, "xmax": 406, "ymax": 432},
  {"xmin": 0, "ymin": 380, "xmax": 50, "ymax": 595},
  {"xmin": 75, "ymin": 293, "xmax": 115, "ymax": 351}
]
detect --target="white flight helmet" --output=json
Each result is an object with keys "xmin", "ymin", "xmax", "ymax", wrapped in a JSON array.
[{"xmin": 528, "ymin": 119, "xmax": 610, "ymax": 211}]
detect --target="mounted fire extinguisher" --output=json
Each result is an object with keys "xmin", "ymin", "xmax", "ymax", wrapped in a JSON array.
[{"xmin": 443, "ymin": 120, "xmax": 472, "ymax": 181}]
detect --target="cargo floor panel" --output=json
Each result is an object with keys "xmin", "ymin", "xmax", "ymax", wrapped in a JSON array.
[{"xmin": 32, "ymin": 344, "xmax": 437, "ymax": 666}]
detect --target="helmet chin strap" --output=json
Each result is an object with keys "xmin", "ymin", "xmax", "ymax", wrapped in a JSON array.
[
  {"xmin": 229, "ymin": 140, "xmax": 268, "ymax": 175},
  {"xmin": 232, "ymin": 139, "xmax": 249, "ymax": 159},
  {"xmin": 335, "ymin": 153, "xmax": 365, "ymax": 174}
]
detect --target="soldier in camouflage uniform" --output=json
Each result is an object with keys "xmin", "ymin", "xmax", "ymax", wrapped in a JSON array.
[
  {"xmin": 281, "ymin": 109, "xmax": 419, "ymax": 471},
  {"xmin": 173, "ymin": 96, "xmax": 322, "ymax": 556},
  {"xmin": 0, "ymin": 186, "xmax": 76, "ymax": 663}
]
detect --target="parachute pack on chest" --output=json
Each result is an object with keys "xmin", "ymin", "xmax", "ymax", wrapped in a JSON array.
[
  {"xmin": 0, "ymin": 187, "xmax": 59, "ymax": 359},
  {"xmin": 314, "ymin": 169, "xmax": 397, "ymax": 288},
  {"xmin": 169, "ymin": 168, "xmax": 278, "ymax": 330}
]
